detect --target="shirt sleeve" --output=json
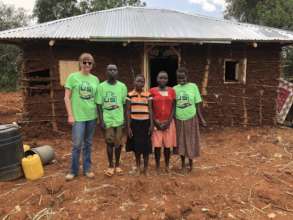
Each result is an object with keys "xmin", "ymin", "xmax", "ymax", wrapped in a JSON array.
[
  {"xmin": 64, "ymin": 74, "xmax": 74, "ymax": 90},
  {"xmin": 96, "ymin": 76, "xmax": 100, "ymax": 85},
  {"xmin": 95, "ymin": 84, "xmax": 102, "ymax": 104},
  {"xmin": 194, "ymin": 84, "xmax": 202, "ymax": 104}
]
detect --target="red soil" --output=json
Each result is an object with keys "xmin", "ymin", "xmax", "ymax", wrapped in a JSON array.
[{"xmin": 0, "ymin": 92, "xmax": 293, "ymax": 220}]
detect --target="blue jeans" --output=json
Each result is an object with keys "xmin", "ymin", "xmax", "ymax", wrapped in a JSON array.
[{"xmin": 71, "ymin": 119, "xmax": 96, "ymax": 175}]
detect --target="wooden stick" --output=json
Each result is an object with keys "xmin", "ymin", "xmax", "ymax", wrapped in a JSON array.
[
  {"xmin": 242, "ymin": 88, "xmax": 248, "ymax": 127},
  {"xmin": 250, "ymin": 204, "xmax": 266, "ymax": 214},
  {"xmin": 201, "ymin": 46, "xmax": 210, "ymax": 96},
  {"xmin": 49, "ymin": 47, "xmax": 58, "ymax": 131},
  {"xmin": 0, "ymin": 105, "xmax": 22, "ymax": 112}
]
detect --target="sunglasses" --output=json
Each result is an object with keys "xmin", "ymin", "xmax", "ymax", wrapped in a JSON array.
[{"xmin": 83, "ymin": 61, "xmax": 93, "ymax": 66}]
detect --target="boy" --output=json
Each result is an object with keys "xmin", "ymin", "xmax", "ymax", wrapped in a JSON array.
[{"xmin": 96, "ymin": 64, "xmax": 127, "ymax": 177}]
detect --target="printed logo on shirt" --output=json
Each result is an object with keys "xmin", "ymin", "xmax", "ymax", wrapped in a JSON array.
[
  {"xmin": 176, "ymin": 91, "xmax": 192, "ymax": 109},
  {"xmin": 79, "ymin": 81, "xmax": 93, "ymax": 100},
  {"xmin": 104, "ymin": 91, "xmax": 119, "ymax": 111}
]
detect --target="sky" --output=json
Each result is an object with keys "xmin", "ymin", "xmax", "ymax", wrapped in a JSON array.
[{"xmin": 2, "ymin": 0, "xmax": 226, "ymax": 18}]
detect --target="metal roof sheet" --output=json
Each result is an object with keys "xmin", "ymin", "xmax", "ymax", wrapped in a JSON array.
[{"xmin": 1, "ymin": 6, "xmax": 293, "ymax": 43}]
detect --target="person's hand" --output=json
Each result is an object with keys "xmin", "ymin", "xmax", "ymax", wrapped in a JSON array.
[
  {"xmin": 154, "ymin": 120, "xmax": 163, "ymax": 130},
  {"xmin": 200, "ymin": 119, "xmax": 207, "ymax": 127},
  {"xmin": 68, "ymin": 115, "xmax": 75, "ymax": 125},
  {"xmin": 161, "ymin": 121, "xmax": 171, "ymax": 131},
  {"xmin": 128, "ymin": 127, "xmax": 133, "ymax": 138}
]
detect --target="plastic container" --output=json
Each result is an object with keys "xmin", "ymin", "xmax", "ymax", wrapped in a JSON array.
[
  {"xmin": 32, "ymin": 145, "xmax": 55, "ymax": 165},
  {"xmin": 23, "ymin": 144, "xmax": 31, "ymax": 152},
  {"xmin": 0, "ymin": 124, "xmax": 24, "ymax": 181},
  {"xmin": 22, "ymin": 151, "xmax": 44, "ymax": 181}
]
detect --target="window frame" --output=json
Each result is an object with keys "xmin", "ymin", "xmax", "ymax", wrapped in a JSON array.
[{"xmin": 223, "ymin": 58, "xmax": 247, "ymax": 84}]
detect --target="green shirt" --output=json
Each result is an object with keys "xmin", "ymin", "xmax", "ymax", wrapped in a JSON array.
[
  {"xmin": 96, "ymin": 81, "xmax": 127, "ymax": 128},
  {"xmin": 173, "ymin": 83, "xmax": 202, "ymax": 121},
  {"xmin": 65, "ymin": 72, "xmax": 99, "ymax": 122}
]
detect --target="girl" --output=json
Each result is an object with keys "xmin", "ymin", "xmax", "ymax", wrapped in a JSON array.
[
  {"xmin": 126, "ymin": 74, "xmax": 153, "ymax": 175},
  {"xmin": 150, "ymin": 71, "xmax": 176, "ymax": 174},
  {"xmin": 173, "ymin": 67, "xmax": 207, "ymax": 173},
  {"xmin": 64, "ymin": 53, "xmax": 99, "ymax": 181}
]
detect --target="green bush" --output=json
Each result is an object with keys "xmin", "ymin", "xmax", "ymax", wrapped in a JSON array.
[{"xmin": 0, "ymin": 44, "xmax": 21, "ymax": 91}]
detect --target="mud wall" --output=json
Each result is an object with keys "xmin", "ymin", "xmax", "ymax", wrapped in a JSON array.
[
  {"xmin": 181, "ymin": 43, "xmax": 281, "ymax": 127},
  {"xmin": 20, "ymin": 41, "xmax": 142, "ymax": 131},
  {"xmin": 20, "ymin": 41, "xmax": 281, "ymax": 130}
]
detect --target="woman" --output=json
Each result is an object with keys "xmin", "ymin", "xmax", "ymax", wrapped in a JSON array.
[
  {"xmin": 150, "ymin": 71, "xmax": 176, "ymax": 174},
  {"xmin": 126, "ymin": 74, "xmax": 153, "ymax": 175},
  {"xmin": 173, "ymin": 67, "xmax": 207, "ymax": 173},
  {"xmin": 64, "ymin": 53, "xmax": 99, "ymax": 181}
]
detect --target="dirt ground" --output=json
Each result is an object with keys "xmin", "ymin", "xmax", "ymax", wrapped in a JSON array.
[{"xmin": 1, "ymin": 92, "xmax": 293, "ymax": 220}]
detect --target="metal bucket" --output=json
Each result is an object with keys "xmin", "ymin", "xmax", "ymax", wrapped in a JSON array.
[{"xmin": 32, "ymin": 145, "xmax": 55, "ymax": 165}]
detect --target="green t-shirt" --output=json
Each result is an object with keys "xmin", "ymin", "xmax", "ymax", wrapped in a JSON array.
[
  {"xmin": 96, "ymin": 81, "xmax": 127, "ymax": 128},
  {"xmin": 173, "ymin": 83, "xmax": 202, "ymax": 121},
  {"xmin": 65, "ymin": 72, "xmax": 99, "ymax": 122}
]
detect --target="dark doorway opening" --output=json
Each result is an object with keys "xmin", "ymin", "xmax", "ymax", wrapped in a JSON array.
[{"xmin": 149, "ymin": 57, "xmax": 178, "ymax": 88}]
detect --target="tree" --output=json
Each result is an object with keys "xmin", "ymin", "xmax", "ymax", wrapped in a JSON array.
[
  {"xmin": 224, "ymin": 0, "xmax": 259, "ymax": 23},
  {"xmin": 225, "ymin": 0, "xmax": 293, "ymax": 29},
  {"xmin": 255, "ymin": 0, "xmax": 293, "ymax": 30},
  {"xmin": 0, "ymin": 2, "xmax": 30, "ymax": 91},
  {"xmin": 33, "ymin": 0, "xmax": 81, "ymax": 23},
  {"xmin": 225, "ymin": 0, "xmax": 293, "ymax": 79},
  {"xmin": 33, "ymin": 0, "xmax": 146, "ymax": 23},
  {"xmin": 79, "ymin": 0, "xmax": 146, "ymax": 13}
]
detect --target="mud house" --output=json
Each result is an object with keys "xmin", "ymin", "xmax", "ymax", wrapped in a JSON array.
[{"xmin": 0, "ymin": 7, "xmax": 293, "ymax": 130}]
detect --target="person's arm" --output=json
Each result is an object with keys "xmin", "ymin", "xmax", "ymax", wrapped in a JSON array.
[
  {"xmin": 126, "ymin": 99, "xmax": 133, "ymax": 137},
  {"xmin": 196, "ymin": 103, "xmax": 207, "ymax": 127},
  {"xmin": 150, "ymin": 91, "xmax": 162, "ymax": 130},
  {"xmin": 148, "ymin": 98, "xmax": 154, "ymax": 135},
  {"xmin": 96, "ymin": 84, "xmax": 105, "ymax": 129},
  {"xmin": 97, "ymin": 104, "xmax": 105, "ymax": 129},
  {"xmin": 162, "ymin": 100, "xmax": 175, "ymax": 130},
  {"xmin": 161, "ymin": 89, "xmax": 175, "ymax": 130},
  {"xmin": 194, "ymin": 84, "xmax": 207, "ymax": 127},
  {"xmin": 64, "ymin": 88, "xmax": 74, "ymax": 125},
  {"xmin": 123, "ymin": 85, "xmax": 128, "ymax": 127}
]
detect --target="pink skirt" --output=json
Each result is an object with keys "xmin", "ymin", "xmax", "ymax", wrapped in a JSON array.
[{"xmin": 152, "ymin": 120, "xmax": 177, "ymax": 148}]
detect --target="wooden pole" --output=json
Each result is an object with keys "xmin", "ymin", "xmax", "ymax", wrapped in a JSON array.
[
  {"xmin": 49, "ymin": 45, "xmax": 58, "ymax": 131},
  {"xmin": 201, "ymin": 45, "xmax": 211, "ymax": 97}
]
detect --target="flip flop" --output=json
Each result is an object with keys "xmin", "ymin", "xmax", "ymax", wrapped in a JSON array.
[
  {"xmin": 104, "ymin": 168, "xmax": 115, "ymax": 177},
  {"xmin": 115, "ymin": 167, "xmax": 123, "ymax": 175}
]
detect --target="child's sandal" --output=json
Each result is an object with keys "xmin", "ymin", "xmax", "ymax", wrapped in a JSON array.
[{"xmin": 104, "ymin": 168, "xmax": 115, "ymax": 177}]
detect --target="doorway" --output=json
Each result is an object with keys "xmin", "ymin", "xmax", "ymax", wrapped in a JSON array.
[
  {"xmin": 149, "ymin": 57, "xmax": 178, "ymax": 87},
  {"xmin": 147, "ymin": 46, "xmax": 180, "ymax": 88}
]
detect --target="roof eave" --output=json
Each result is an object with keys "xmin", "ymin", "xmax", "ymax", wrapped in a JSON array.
[
  {"xmin": 1, "ymin": 37, "xmax": 293, "ymax": 45},
  {"xmin": 89, "ymin": 37, "xmax": 232, "ymax": 44}
]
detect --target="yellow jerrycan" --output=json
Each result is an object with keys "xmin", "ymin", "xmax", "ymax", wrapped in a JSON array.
[
  {"xmin": 23, "ymin": 144, "xmax": 31, "ymax": 152},
  {"xmin": 21, "ymin": 151, "xmax": 44, "ymax": 181}
]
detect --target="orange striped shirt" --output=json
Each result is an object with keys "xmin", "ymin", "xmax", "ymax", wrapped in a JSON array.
[{"xmin": 127, "ymin": 90, "xmax": 151, "ymax": 120}]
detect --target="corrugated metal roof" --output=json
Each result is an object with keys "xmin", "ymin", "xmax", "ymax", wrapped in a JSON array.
[{"xmin": 1, "ymin": 6, "xmax": 293, "ymax": 43}]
